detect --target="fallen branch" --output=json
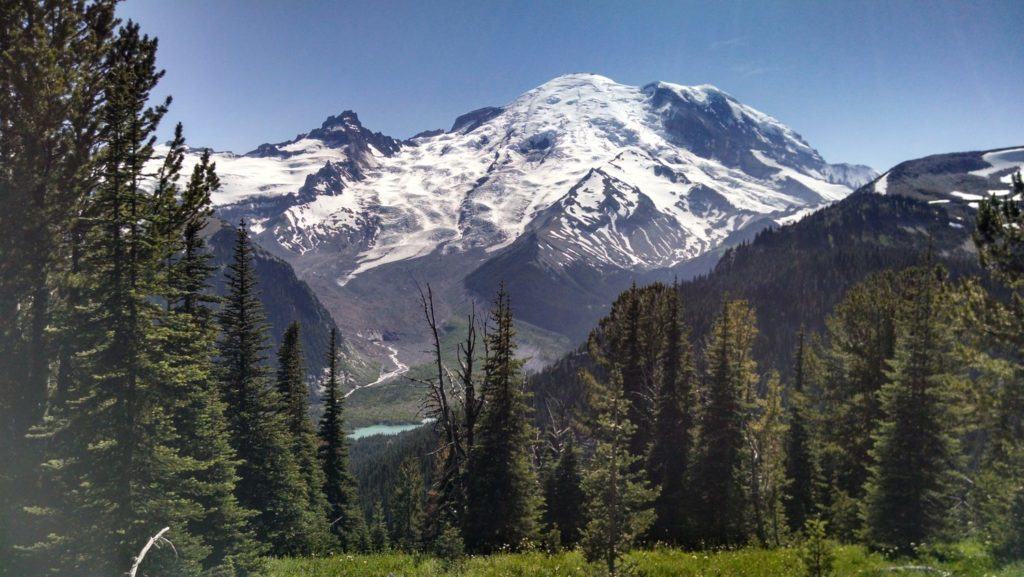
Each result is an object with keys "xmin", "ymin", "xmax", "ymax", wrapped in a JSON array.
[{"xmin": 128, "ymin": 526, "xmax": 172, "ymax": 577}]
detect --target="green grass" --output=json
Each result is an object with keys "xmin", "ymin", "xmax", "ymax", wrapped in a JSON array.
[{"xmin": 266, "ymin": 543, "xmax": 1024, "ymax": 577}]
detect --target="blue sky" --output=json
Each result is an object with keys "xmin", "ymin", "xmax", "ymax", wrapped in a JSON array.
[{"xmin": 119, "ymin": 0, "xmax": 1023, "ymax": 171}]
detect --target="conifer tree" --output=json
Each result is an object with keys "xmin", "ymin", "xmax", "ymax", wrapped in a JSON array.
[
  {"xmin": 692, "ymin": 299, "xmax": 759, "ymax": 547},
  {"xmin": 389, "ymin": 456, "xmax": 425, "ymax": 551},
  {"xmin": 34, "ymin": 22, "xmax": 222, "ymax": 576},
  {"xmin": 0, "ymin": 12, "xmax": 114, "ymax": 558},
  {"xmin": 319, "ymin": 328, "xmax": 364, "ymax": 550},
  {"xmin": 646, "ymin": 287, "xmax": 697, "ymax": 545},
  {"xmin": 580, "ymin": 369, "xmax": 658, "ymax": 575},
  {"xmin": 162, "ymin": 140, "xmax": 262, "ymax": 574},
  {"xmin": 785, "ymin": 331, "xmax": 819, "ymax": 534},
  {"xmin": 464, "ymin": 285, "xmax": 540, "ymax": 552},
  {"xmin": 542, "ymin": 434, "xmax": 587, "ymax": 548},
  {"xmin": 975, "ymin": 171, "xmax": 1024, "ymax": 558},
  {"xmin": 817, "ymin": 271, "xmax": 904, "ymax": 538},
  {"xmin": 748, "ymin": 371, "xmax": 789, "ymax": 546},
  {"xmin": 275, "ymin": 322, "xmax": 334, "ymax": 550},
  {"xmin": 369, "ymin": 501, "xmax": 390, "ymax": 552},
  {"xmin": 863, "ymin": 267, "xmax": 961, "ymax": 554},
  {"xmin": 218, "ymin": 223, "xmax": 317, "ymax": 556}
]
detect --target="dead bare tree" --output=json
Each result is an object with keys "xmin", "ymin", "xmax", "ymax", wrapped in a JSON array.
[{"xmin": 413, "ymin": 282, "xmax": 487, "ymax": 542}]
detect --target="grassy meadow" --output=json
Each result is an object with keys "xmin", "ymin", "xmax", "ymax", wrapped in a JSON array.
[{"xmin": 266, "ymin": 542, "xmax": 1024, "ymax": 577}]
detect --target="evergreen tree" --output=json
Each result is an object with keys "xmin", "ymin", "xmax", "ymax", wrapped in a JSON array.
[
  {"xmin": 369, "ymin": 501, "xmax": 390, "ymax": 552},
  {"xmin": 863, "ymin": 267, "xmax": 961, "ymax": 554},
  {"xmin": 646, "ymin": 286, "xmax": 698, "ymax": 545},
  {"xmin": 464, "ymin": 285, "xmax": 540, "ymax": 552},
  {"xmin": 319, "ymin": 328, "xmax": 364, "ymax": 550},
  {"xmin": 817, "ymin": 270, "xmax": 905, "ymax": 538},
  {"xmin": 580, "ymin": 369, "xmax": 658, "ymax": 575},
  {"xmin": 389, "ymin": 456, "xmax": 425, "ymax": 552},
  {"xmin": 33, "ymin": 23, "xmax": 221, "ymax": 576},
  {"xmin": 542, "ymin": 434, "xmax": 587, "ymax": 548},
  {"xmin": 0, "ymin": 12, "xmax": 114, "ymax": 567},
  {"xmin": 692, "ymin": 299, "xmax": 759, "ymax": 547},
  {"xmin": 218, "ymin": 223, "xmax": 317, "ymax": 556},
  {"xmin": 975, "ymin": 171, "xmax": 1024, "ymax": 558},
  {"xmin": 784, "ymin": 332, "xmax": 820, "ymax": 534},
  {"xmin": 275, "ymin": 322, "xmax": 334, "ymax": 550},
  {"xmin": 748, "ymin": 371, "xmax": 789, "ymax": 546},
  {"xmin": 162, "ymin": 141, "xmax": 262, "ymax": 574}
]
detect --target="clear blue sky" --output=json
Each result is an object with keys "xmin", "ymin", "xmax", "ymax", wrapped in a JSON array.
[{"xmin": 118, "ymin": 0, "xmax": 1023, "ymax": 171}]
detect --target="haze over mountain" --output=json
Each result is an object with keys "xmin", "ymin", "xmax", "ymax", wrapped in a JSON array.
[{"xmin": 158, "ymin": 73, "xmax": 878, "ymax": 369}]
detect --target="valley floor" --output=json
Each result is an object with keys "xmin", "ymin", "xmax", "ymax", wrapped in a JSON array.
[{"xmin": 267, "ymin": 543, "xmax": 1022, "ymax": 577}]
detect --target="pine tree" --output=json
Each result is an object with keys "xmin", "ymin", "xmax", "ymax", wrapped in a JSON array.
[
  {"xmin": 275, "ymin": 322, "xmax": 334, "ymax": 550},
  {"xmin": 646, "ymin": 287, "xmax": 698, "ymax": 545},
  {"xmin": 0, "ymin": 12, "xmax": 114, "ymax": 564},
  {"xmin": 34, "ymin": 22, "xmax": 223, "ymax": 576},
  {"xmin": 863, "ymin": 267, "xmax": 961, "ymax": 554},
  {"xmin": 817, "ymin": 270, "xmax": 904, "ymax": 538},
  {"xmin": 319, "ymin": 328, "xmax": 364, "ymax": 550},
  {"xmin": 369, "ymin": 501, "xmax": 390, "ymax": 552},
  {"xmin": 784, "ymin": 332, "xmax": 819, "ymax": 534},
  {"xmin": 542, "ymin": 434, "xmax": 587, "ymax": 548},
  {"xmin": 218, "ymin": 223, "xmax": 317, "ymax": 556},
  {"xmin": 464, "ymin": 285, "xmax": 540, "ymax": 552},
  {"xmin": 580, "ymin": 369, "xmax": 658, "ymax": 575},
  {"xmin": 389, "ymin": 456, "xmax": 425, "ymax": 552},
  {"xmin": 692, "ymin": 299, "xmax": 759, "ymax": 547},
  {"xmin": 748, "ymin": 371, "xmax": 789, "ymax": 546},
  {"xmin": 974, "ymin": 171, "xmax": 1024, "ymax": 558},
  {"xmin": 162, "ymin": 140, "xmax": 262, "ymax": 574}
]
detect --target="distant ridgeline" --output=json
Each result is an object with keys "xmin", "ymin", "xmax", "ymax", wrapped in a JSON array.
[{"xmin": 528, "ymin": 147, "xmax": 1019, "ymax": 418}]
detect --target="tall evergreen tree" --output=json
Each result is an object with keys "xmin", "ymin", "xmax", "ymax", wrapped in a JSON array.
[
  {"xmin": 218, "ymin": 223, "xmax": 317, "ymax": 556},
  {"xmin": 0, "ymin": 2, "xmax": 115, "ymax": 572},
  {"xmin": 646, "ymin": 287, "xmax": 698, "ymax": 545},
  {"xmin": 542, "ymin": 434, "xmax": 587, "ymax": 548},
  {"xmin": 275, "ymin": 322, "xmax": 334, "ymax": 550},
  {"xmin": 975, "ymin": 171, "xmax": 1024, "ymax": 558},
  {"xmin": 319, "ymin": 328, "xmax": 364, "ymax": 550},
  {"xmin": 863, "ymin": 267, "xmax": 961, "ymax": 554},
  {"xmin": 161, "ymin": 138, "xmax": 262, "ymax": 574},
  {"xmin": 748, "ymin": 371, "xmax": 789, "ymax": 546},
  {"xmin": 388, "ymin": 456, "xmax": 425, "ymax": 552},
  {"xmin": 580, "ymin": 369, "xmax": 658, "ymax": 575},
  {"xmin": 692, "ymin": 299, "xmax": 759, "ymax": 547},
  {"xmin": 817, "ymin": 270, "xmax": 905, "ymax": 538},
  {"xmin": 464, "ymin": 285, "xmax": 540, "ymax": 552},
  {"xmin": 784, "ymin": 331, "xmax": 819, "ymax": 534},
  {"xmin": 32, "ymin": 23, "xmax": 217, "ymax": 575}
]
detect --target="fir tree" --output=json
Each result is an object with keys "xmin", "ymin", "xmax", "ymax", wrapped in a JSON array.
[
  {"xmin": 389, "ymin": 456, "xmax": 425, "ymax": 552},
  {"xmin": 863, "ymin": 267, "xmax": 961, "ymax": 554},
  {"xmin": 542, "ymin": 434, "xmax": 587, "ymax": 548},
  {"xmin": 162, "ymin": 140, "xmax": 262, "ymax": 574},
  {"xmin": 318, "ymin": 328, "xmax": 364, "ymax": 550},
  {"xmin": 692, "ymin": 299, "xmax": 759, "ymax": 547},
  {"xmin": 275, "ymin": 322, "xmax": 334, "ymax": 550},
  {"xmin": 784, "ymin": 332, "xmax": 819, "ymax": 534},
  {"xmin": 464, "ymin": 285, "xmax": 540, "ymax": 552},
  {"xmin": 218, "ymin": 223, "xmax": 317, "ymax": 556},
  {"xmin": 748, "ymin": 371, "xmax": 789, "ymax": 546},
  {"xmin": 369, "ymin": 501, "xmax": 390, "ymax": 552},
  {"xmin": 580, "ymin": 369, "xmax": 658, "ymax": 575},
  {"xmin": 34, "ymin": 23, "xmax": 217, "ymax": 576},
  {"xmin": 646, "ymin": 286, "xmax": 697, "ymax": 545}
]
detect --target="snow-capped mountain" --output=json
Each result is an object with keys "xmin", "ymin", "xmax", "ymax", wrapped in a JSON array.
[{"xmin": 160, "ymin": 74, "xmax": 876, "ymax": 366}]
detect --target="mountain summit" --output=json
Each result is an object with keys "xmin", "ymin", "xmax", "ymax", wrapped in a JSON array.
[{"xmin": 158, "ymin": 73, "xmax": 877, "ymax": 362}]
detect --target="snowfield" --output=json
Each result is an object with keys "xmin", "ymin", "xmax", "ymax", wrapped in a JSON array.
[{"xmin": 158, "ymin": 73, "xmax": 878, "ymax": 281}]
